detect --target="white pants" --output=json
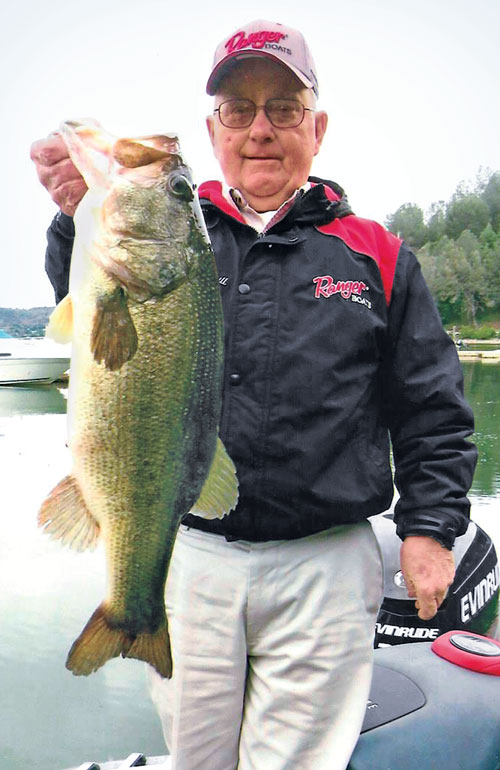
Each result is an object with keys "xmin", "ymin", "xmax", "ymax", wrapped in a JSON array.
[{"xmin": 148, "ymin": 521, "xmax": 383, "ymax": 770}]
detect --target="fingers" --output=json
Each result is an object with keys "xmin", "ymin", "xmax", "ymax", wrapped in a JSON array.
[
  {"xmin": 400, "ymin": 535, "xmax": 455, "ymax": 621},
  {"xmin": 30, "ymin": 133, "xmax": 88, "ymax": 216},
  {"xmin": 414, "ymin": 589, "xmax": 447, "ymax": 621},
  {"xmin": 30, "ymin": 133, "xmax": 68, "ymax": 166},
  {"xmin": 53, "ymin": 176, "xmax": 89, "ymax": 217}
]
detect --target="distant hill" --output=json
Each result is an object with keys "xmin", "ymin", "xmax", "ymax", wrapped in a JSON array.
[{"xmin": 0, "ymin": 307, "xmax": 55, "ymax": 338}]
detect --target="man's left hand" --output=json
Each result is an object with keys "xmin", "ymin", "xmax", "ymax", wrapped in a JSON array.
[{"xmin": 400, "ymin": 536, "xmax": 455, "ymax": 620}]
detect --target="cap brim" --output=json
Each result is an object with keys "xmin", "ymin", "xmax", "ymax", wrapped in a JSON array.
[{"xmin": 206, "ymin": 51, "xmax": 315, "ymax": 95}]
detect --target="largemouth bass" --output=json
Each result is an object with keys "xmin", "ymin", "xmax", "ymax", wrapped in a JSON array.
[{"xmin": 38, "ymin": 120, "xmax": 238, "ymax": 678}]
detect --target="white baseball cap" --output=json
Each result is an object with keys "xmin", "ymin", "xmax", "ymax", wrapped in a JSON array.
[{"xmin": 206, "ymin": 19, "xmax": 319, "ymax": 97}]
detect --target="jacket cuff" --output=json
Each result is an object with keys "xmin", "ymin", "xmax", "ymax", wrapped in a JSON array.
[
  {"xmin": 53, "ymin": 210, "xmax": 75, "ymax": 236},
  {"xmin": 395, "ymin": 510, "xmax": 469, "ymax": 550}
]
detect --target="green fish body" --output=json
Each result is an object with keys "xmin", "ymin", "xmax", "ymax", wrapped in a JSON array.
[{"xmin": 39, "ymin": 121, "xmax": 238, "ymax": 678}]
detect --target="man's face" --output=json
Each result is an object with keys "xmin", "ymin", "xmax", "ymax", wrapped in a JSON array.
[{"xmin": 206, "ymin": 58, "xmax": 328, "ymax": 212}]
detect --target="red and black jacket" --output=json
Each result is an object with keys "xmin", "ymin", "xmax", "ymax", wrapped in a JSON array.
[{"xmin": 45, "ymin": 177, "xmax": 477, "ymax": 547}]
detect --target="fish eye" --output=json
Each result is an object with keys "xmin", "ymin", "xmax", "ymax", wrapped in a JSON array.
[{"xmin": 167, "ymin": 173, "xmax": 194, "ymax": 201}]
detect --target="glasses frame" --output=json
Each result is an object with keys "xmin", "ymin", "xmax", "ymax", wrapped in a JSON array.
[{"xmin": 214, "ymin": 98, "xmax": 315, "ymax": 129}]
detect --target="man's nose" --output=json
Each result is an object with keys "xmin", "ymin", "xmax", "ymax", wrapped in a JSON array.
[{"xmin": 248, "ymin": 106, "xmax": 275, "ymax": 137}]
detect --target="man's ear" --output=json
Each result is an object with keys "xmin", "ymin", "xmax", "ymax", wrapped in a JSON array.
[
  {"xmin": 314, "ymin": 111, "xmax": 328, "ymax": 156},
  {"xmin": 206, "ymin": 115, "xmax": 216, "ymax": 149}
]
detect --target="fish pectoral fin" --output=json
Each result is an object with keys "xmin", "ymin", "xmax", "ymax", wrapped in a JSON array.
[
  {"xmin": 66, "ymin": 604, "xmax": 172, "ymax": 679},
  {"xmin": 38, "ymin": 474, "xmax": 100, "ymax": 551},
  {"xmin": 91, "ymin": 287, "xmax": 138, "ymax": 371},
  {"xmin": 46, "ymin": 294, "xmax": 74, "ymax": 343},
  {"xmin": 190, "ymin": 437, "xmax": 239, "ymax": 520}
]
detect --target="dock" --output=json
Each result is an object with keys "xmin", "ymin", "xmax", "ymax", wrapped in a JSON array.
[{"xmin": 457, "ymin": 349, "xmax": 500, "ymax": 362}]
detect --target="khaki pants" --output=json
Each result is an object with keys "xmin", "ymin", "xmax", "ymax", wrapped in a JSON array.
[{"xmin": 148, "ymin": 521, "xmax": 383, "ymax": 770}]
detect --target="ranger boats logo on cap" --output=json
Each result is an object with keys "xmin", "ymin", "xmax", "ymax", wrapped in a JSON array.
[
  {"xmin": 225, "ymin": 29, "xmax": 290, "ymax": 55},
  {"xmin": 207, "ymin": 20, "xmax": 319, "ymax": 97}
]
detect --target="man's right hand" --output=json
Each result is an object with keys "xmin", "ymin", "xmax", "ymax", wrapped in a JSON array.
[{"xmin": 30, "ymin": 133, "xmax": 87, "ymax": 216}]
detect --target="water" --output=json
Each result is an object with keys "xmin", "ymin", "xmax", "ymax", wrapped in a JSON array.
[
  {"xmin": 0, "ymin": 385, "xmax": 166, "ymax": 770},
  {"xmin": 1, "ymin": 364, "xmax": 499, "ymax": 770}
]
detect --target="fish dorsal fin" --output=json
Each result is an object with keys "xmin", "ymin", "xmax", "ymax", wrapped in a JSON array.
[
  {"xmin": 38, "ymin": 474, "xmax": 101, "ymax": 551},
  {"xmin": 190, "ymin": 437, "xmax": 239, "ymax": 519}
]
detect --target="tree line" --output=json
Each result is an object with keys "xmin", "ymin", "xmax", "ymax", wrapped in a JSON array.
[{"xmin": 385, "ymin": 170, "xmax": 500, "ymax": 327}]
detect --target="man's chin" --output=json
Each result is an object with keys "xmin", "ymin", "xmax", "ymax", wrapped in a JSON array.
[{"xmin": 239, "ymin": 178, "xmax": 291, "ymax": 211}]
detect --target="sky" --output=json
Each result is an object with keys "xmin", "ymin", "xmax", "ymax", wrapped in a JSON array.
[{"xmin": 3, "ymin": 0, "xmax": 500, "ymax": 308}]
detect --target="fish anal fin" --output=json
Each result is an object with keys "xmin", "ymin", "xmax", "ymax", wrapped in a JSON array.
[
  {"xmin": 66, "ymin": 604, "xmax": 172, "ymax": 679},
  {"xmin": 38, "ymin": 474, "xmax": 100, "ymax": 551},
  {"xmin": 190, "ymin": 437, "xmax": 239, "ymax": 520},
  {"xmin": 91, "ymin": 288, "xmax": 138, "ymax": 371},
  {"xmin": 46, "ymin": 294, "xmax": 74, "ymax": 343}
]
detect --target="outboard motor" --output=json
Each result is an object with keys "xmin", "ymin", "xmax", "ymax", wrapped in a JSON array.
[{"xmin": 371, "ymin": 513, "xmax": 499, "ymax": 647}]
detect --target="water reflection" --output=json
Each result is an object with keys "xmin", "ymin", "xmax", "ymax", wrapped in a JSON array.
[
  {"xmin": 0, "ymin": 383, "xmax": 67, "ymax": 417},
  {"xmin": 462, "ymin": 362, "xmax": 500, "ymax": 496}
]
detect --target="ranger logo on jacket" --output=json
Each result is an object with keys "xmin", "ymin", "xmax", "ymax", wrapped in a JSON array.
[{"xmin": 312, "ymin": 275, "xmax": 372, "ymax": 308}]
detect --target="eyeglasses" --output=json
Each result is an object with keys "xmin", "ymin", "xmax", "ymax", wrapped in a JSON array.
[{"xmin": 214, "ymin": 98, "xmax": 314, "ymax": 129}]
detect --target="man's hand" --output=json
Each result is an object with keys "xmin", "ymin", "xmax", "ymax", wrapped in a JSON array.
[
  {"xmin": 400, "ymin": 535, "xmax": 455, "ymax": 620},
  {"xmin": 30, "ymin": 133, "xmax": 87, "ymax": 216}
]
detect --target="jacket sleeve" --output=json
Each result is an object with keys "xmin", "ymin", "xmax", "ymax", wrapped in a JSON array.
[
  {"xmin": 45, "ymin": 211, "xmax": 75, "ymax": 303},
  {"xmin": 383, "ymin": 243, "xmax": 477, "ymax": 549}
]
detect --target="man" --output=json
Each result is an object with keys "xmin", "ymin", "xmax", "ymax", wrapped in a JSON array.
[{"xmin": 30, "ymin": 19, "xmax": 477, "ymax": 770}]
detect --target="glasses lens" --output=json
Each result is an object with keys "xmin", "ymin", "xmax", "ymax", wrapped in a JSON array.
[
  {"xmin": 266, "ymin": 99, "xmax": 304, "ymax": 127},
  {"xmin": 217, "ymin": 99, "xmax": 306, "ymax": 128},
  {"xmin": 219, "ymin": 100, "xmax": 255, "ymax": 128}
]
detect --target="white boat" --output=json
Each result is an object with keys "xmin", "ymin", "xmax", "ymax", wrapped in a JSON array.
[{"xmin": 0, "ymin": 337, "xmax": 71, "ymax": 385}]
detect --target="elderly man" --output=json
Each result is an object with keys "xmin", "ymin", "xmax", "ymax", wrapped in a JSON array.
[{"xmin": 31, "ymin": 19, "xmax": 476, "ymax": 770}]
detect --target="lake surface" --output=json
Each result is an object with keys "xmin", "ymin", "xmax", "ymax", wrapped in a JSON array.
[{"xmin": 0, "ymin": 362, "xmax": 499, "ymax": 770}]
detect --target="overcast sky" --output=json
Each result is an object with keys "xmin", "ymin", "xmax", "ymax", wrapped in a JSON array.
[{"xmin": 4, "ymin": 0, "xmax": 499, "ymax": 308}]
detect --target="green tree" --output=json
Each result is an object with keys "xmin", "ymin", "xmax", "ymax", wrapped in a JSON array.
[
  {"xmin": 480, "ymin": 172, "xmax": 500, "ymax": 231},
  {"xmin": 439, "ymin": 231, "xmax": 488, "ymax": 325},
  {"xmin": 445, "ymin": 194, "xmax": 490, "ymax": 239},
  {"xmin": 417, "ymin": 237, "xmax": 458, "ymax": 323},
  {"xmin": 385, "ymin": 203, "xmax": 428, "ymax": 248},
  {"xmin": 480, "ymin": 222, "xmax": 498, "ymax": 251},
  {"xmin": 479, "ymin": 224, "xmax": 500, "ymax": 311},
  {"xmin": 426, "ymin": 201, "xmax": 447, "ymax": 242}
]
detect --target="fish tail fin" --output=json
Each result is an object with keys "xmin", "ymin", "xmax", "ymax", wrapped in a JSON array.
[
  {"xmin": 66, "ymin": 604, "xmax": 172, "ymax": 679},
  {"xmin": 125, "ymin": 617, "xmax": 172, "ymax": 679},
  {"xmin": 66, "ymin": 603, "xmax": 131, "ymax": 676},
  {"xmin": 190, "ymin": 437, "xmax": 239, "ymax": 520},
  {"xmin": 38, "ymin": 474, "xmax": 100, "ymax": 551},
  {"xmin": 46, "ymin": 294, "xmax": 74, "ymax": 343}
]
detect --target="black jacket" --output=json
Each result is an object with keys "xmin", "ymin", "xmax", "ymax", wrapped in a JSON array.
[{"xmin": 45, "ymin": 177, "xmax": 477, "ymax": 548}]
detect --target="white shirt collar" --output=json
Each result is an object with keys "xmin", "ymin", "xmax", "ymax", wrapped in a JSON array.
[{"xmin": 221, "ymin": 183, "xmax": 311, "ymax": 233}]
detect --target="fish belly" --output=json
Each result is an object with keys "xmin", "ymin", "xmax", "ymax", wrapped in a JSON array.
[{"xmin": 66, "ymin": 258, "xmax": 222, "ymax": 675}]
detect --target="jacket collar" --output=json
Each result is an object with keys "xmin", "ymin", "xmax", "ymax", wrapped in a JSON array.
[{"xmin": 198, "ymin": 177, "xmax": 352, "ymax": 231}]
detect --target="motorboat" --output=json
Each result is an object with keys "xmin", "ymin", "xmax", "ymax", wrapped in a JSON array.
[
  {"xmin": 64, "ymin": 632, "xmax": 500, "ymax": 769},
  {"xmin": 0, "ymin": 337, "xmax": 70, "ymax": 385}
]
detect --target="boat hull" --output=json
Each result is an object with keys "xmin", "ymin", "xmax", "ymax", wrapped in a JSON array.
[{"xmin": 0, "ymin": 356, "xmax": 69, "ymax": 384}]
